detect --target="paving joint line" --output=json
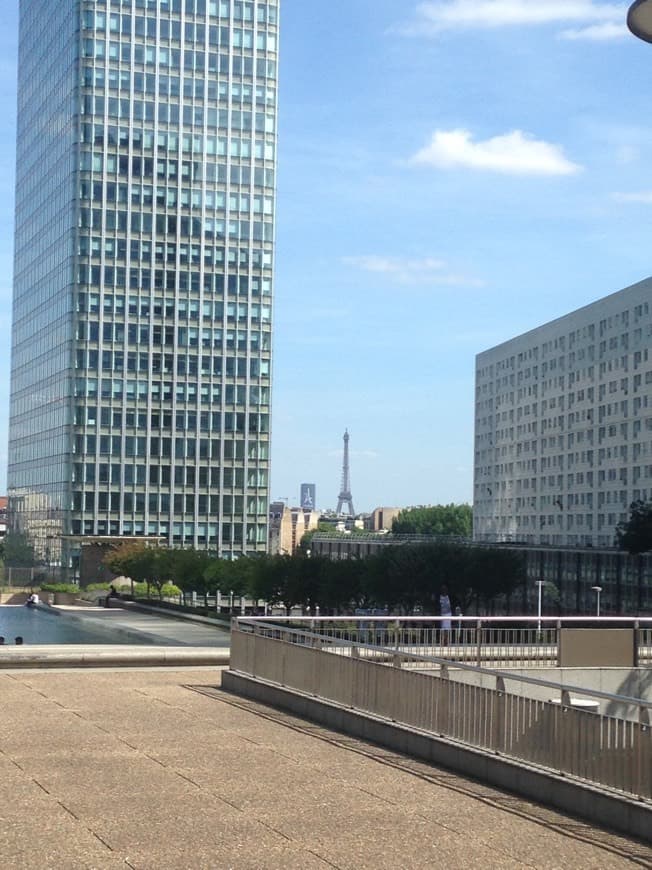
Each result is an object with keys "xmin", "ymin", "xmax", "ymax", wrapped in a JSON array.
[
  {"xmin": 108, "ymin": 723, "xmax": 342, "ymax": 864},
  {"xmin": 191, "ymin": 685, "xmax": 652, "ymax": 868},
  {"xmin": 2, "ymin": 675, "xmax": 323, "ymax": 867}
]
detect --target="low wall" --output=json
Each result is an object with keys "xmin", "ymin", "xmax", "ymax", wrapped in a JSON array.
[{"xmin": 0, "ymin": 592, "xmax": 28, "ymax": 604}]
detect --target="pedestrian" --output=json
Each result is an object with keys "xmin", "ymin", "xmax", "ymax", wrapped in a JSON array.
[
  {"xmin": 105, "ymin": 585, "xmax": 118, "ymax": 607},
  {"xmin": 439, "ymin": 585, "xmax": 452, "ymax": 646}
]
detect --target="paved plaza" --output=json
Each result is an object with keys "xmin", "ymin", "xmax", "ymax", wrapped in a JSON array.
[{"xmin": 1, "ymin": 667, "xmax": 650, "ymax": 869}]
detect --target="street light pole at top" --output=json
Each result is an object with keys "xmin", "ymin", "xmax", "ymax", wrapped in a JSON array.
[
  {"xmin": 535, "ymin": 580, "xmax": 545, "ymax": 634},
  {"xmin": 591, "ymin": 585, "xmax": 602, "ymax": 618},
  {"xmin": 628, "ymin": 0, "xmax": 652, "ymax": 43}
]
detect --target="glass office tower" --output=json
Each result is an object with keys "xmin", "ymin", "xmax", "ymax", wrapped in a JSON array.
[{"xmin": 8, "ymin": 0, "xmax": 278, "ymax": 572}]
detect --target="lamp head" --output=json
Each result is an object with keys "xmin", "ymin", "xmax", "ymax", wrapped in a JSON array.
[{"xmin": 628, "ymin": 0, "xmax": 652, "ymax": 43}]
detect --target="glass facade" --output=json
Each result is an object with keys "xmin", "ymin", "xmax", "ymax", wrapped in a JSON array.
[{"xmin": 9, "ymin": 0, "xmax": 278, "ymax": 569}]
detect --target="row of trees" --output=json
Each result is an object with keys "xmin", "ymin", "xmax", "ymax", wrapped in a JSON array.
[
  {"xmin": 391, "ymin": 504, "xmax": 473, "ymax": 537},
  {"xmin": 616, "ymin": 500, "xmax": 652, "ymax": 555},
  {"xmin": 103, "ymin": 540, "xmax": 526, "ymax": 614}
]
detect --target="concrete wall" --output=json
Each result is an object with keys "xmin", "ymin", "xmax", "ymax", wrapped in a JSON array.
[
  {"xmin": 0, "ymin": 592, "xmax": 28, "ymax": 604},
  {"xmin": 558, "ymin": 628, "xmax": 635, "ymax": 667},
  {"xmin": 439, "ymin": 666, "xmax": 652, "ymax": 720}
]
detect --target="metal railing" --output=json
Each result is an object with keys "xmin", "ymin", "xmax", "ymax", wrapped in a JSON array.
[
  {"xmin": 230, "ymin": 617, "xmax": 652, "ymax": 801},
  {"xmin": 234, "ymin": 616, "xmax": 652, "ymax": 668}
]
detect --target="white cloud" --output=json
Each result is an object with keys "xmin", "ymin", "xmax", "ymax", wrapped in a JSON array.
[
  {"xmin": 613, "ymin": 191, "xmax": 652, "ymax": 203},
  {"xmin": 344, "ymin": 255, "xmax": 445, "ymax": 275},
  {"xmin": 400, "ymin": 0, "xmax": 625, "ymax": 36},
  {"xmin": 559, "ymin": 21, "xmax": 628, "ymax": 40},
  {"xmin": 409, "ymin": 129, "xmax": 582, "ymax": 176},
  {"xmin": 344, "ymin": 255, "xmax": 484, "ymax": 287}
]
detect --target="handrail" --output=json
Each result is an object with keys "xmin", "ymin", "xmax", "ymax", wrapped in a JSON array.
[
  {"xmin": 235, "ymin": 615, "xmax": 652, "ymax": 624},
  {"xmin": 234, "ymin": 618, "xmax": 652, "ymax": 717}
]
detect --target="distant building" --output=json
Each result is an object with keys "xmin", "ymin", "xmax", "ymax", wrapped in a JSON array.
[
  {"xmin": 269, "ymin": 502, "xmax": 320, "ymax": 555},
  {"xmin": 365, "ymin": 507, "xmax": 401, "ymax": 532},
  {"xmin": 309, "ymin": 533, "xmax": 652, "ymax": 616},
  {"xmin": 300, "ymin": 483, "xmax": 316, "ymax": 511},
  {"xmin": 0, "ymin": 497, "xmax": 7, "ymax": 540},
  {"xmin": 474, "ymin": 277, "xmax": 652, "ymax": 547}
]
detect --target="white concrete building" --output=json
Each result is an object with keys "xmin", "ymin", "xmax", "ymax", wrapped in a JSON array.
[{"xmin": 474, "ymin": 277, "xmax": 652, "ymax": 547}]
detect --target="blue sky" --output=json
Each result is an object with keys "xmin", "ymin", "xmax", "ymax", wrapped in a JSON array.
[{"xmin": 2, "ymin": 1, "xmax": 652, "ymax": 513}]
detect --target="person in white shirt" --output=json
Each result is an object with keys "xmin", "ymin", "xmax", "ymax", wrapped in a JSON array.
[{"xmin": 439, "ymin": 585, "xmax": 452, "ymax": 646}]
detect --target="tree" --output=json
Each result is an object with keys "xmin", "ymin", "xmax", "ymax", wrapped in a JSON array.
[
  {"xmin": 366, "ymin": 545, "xmax": 435, "ymax": 613},
  {"xmin": 103, "ymin": 542, "xmax": 158, "ymax": 595},
  {"xmin": 359, "ymin": 542, "xmax": 524, "ymax": 615},
  {"xmin": 148, "ymin": 548, "xmax": 175, "ymax": 598},
  {"xmin": 3, "ymin": 532, "xmax": 35, "ymax": 568},
  {"xmin": 616, "ymin": 500, "xmax": 652, "ymax": 554},
  {"xmin": 317, "ymin": 557, "xmax": 365, "ymax": 613},
  {"xmin": 299, "ymin": 522, "xmax": 339, "ymax": 552},
  {"xmin": 391, "ymin": 505, "xmax": 472, "ymax": 537},
  {"xmin": 464, "ymin": 547, "xmax": 524, "ymax": 611},
  {"xmin": 220, "ymin": 557, "xmax": 257, "ymax": 606},
  {"xmin": 168, "ymin": 548, "xmax": 212, "ymax": 596},
  {"xmin": 249, "ymin": 554, "xmax": 304, "ymax": 615}
]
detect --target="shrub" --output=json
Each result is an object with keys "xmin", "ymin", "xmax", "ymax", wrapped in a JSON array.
[
  {"xmin": 40, "ymin": 583, "xmax": 79, "ymax": 594},
  {"xmin": 131, "ymin": 582, "xmax": 181, "ymax": 598},
  {"xmin": 161, "ymin": 583, "xmax": 181, "ymax": 597}
]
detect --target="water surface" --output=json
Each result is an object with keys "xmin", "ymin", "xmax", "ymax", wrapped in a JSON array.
[{"xmin": 0, "ymin": 605, "xmax": 147, "ymax": 645}]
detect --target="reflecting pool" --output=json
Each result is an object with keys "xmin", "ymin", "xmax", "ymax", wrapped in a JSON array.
[{"xmin": 0, "ymin": 606, "xmax": 148, "ymax": 645}]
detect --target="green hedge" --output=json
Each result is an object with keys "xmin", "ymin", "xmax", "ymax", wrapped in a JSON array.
[
  {"xmin": 131, "ymin": 582, "xmax": 181, "ymax": 598},
  {"xmin": 40, "ymin": 583, "xmax": 79, "ymax": 594}
]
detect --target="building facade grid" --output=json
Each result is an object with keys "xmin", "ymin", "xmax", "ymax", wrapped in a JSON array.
[
  {"xmin": 474, "ymin": 278, "xmax": 652, "ymax": 548},
  {"xmin": 9, "ymin": 0, "xmax": 279, "ymax": 570}
]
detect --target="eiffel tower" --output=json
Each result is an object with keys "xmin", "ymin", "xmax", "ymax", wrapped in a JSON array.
[{"xmin": 336, "ymin": 429, "xmax": 355, "ymax": 516}]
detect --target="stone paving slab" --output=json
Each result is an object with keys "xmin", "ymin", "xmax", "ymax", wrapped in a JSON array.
[{"xmin": 1, "ymin": 668, "xmax": 650, "ymax": 869}]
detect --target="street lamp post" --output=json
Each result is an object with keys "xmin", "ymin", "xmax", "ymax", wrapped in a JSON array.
[
  {"xmin": 535, "ymin": 579, "xmax": 545, "ymax": 634},
  {"xmin": 591, "ymin": 585, "xmax": 602, "ymax": 617},
  {"xmin": 628, "ymin": 0, "xmax": 652, "ymax": 42}
]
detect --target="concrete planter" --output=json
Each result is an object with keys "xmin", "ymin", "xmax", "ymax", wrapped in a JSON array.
[
  {"xmin": 0, "ymin": 592, "xmax": 29, "ymax": 604},
  {"xmin": 53, "ymin": 592, "xmax": 77, "ymax": 605}
]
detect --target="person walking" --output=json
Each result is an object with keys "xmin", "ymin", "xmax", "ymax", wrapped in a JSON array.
[{"xmin": 439, "ymin": 585, "xmax": 452, "ymax": 646}]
